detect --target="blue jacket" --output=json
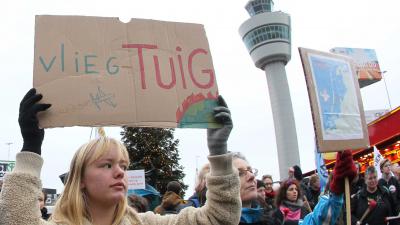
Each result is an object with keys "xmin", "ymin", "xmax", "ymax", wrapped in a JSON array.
[{"xmin": 300, "ymin": 193, "xmax": 343, "ymax": 225}]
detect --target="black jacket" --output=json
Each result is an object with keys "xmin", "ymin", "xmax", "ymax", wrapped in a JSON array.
[
  {"xmin": 351, "ymin": 185, "xmax": 398, "ymax": 225},
  {"xmin": 379, "ymin": 176, "xmax": 400, "ymax": 209}
]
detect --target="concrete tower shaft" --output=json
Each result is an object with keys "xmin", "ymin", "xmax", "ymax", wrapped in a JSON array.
[{"xmin": 239, "ymin": 0, "xmax": 300, "ymax": 180}]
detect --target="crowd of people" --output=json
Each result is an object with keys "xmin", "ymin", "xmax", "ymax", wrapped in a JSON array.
[{"xmin": 0, "ymin": 88, "xmax": 400, "ymax": 225}]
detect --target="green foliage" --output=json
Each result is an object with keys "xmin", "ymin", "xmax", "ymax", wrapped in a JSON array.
[{"xmin": 121, "ymin": 127, "xmax": 187, "ymax": 196}]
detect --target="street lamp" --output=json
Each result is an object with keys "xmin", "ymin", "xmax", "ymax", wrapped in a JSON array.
[
  {"xmin": 380, "ymin": 70, "xmax": 392, "ymax": 110},
  {"xmin": 5, "ymin": 142, "xmax": 13, "ymax": 161}
]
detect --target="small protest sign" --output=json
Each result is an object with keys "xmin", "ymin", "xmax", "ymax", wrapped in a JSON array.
[{"xmin": 299, "ymin": 47, "xmax": 369, "ymax": 152}]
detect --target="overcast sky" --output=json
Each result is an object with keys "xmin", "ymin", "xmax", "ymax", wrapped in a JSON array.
[{"xmin": 1, "ymin": 0, "xmax": 399, "ymax": 197}]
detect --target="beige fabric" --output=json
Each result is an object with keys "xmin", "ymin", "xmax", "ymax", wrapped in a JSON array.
[{"xmin": 0, "ymin": 152, "xmax": 240, "ymax": 225}]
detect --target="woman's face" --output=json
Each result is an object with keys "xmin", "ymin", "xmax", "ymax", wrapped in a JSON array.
[
  {"xmin": 382, "ymin": 162, "xmax": 391, "ymax": 175},
  {"xmin": 263, "ymin": 178, "xmax": 273, "ymax": 193},
  {"xmin": 257, "ymin": 186, "xmax": 266, "ymax": 199},
  {"xmin": 286, "ymin": 184, "xmax": 298, "ymax": 202},
  {"xmin": 81, "ymin": 144, "xmax": 129, "ymax": 207}
]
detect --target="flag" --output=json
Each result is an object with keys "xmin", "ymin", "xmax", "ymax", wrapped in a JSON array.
[
  {"xmin": 315, "ymin": 146, "xmax": 329, "ymax": 193},
  {"xmin": 373, "ymin": 146, "xmax": 383, "ymax": 179}
]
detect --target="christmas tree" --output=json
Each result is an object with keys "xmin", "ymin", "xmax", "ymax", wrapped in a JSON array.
[{"xmin": 121, "ymin": 127, "xmax": 187, "ymax": 195}]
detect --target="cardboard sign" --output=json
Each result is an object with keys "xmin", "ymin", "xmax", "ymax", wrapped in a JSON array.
[
  {"xmin": 127, "ymin": 169, "xmax": 145, "ymax": 190},
  {"xmin": 299, "ymin": 47, "xmax": 369, "ymax": 152},
  {"xmin": 33, "ymin": 15, "xmax": 220, "ymax": 128}
]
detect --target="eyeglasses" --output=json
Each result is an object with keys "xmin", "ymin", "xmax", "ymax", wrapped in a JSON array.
[{"xmin": 238, "ymin": 168, "xmax": 258, "ymax": 177}]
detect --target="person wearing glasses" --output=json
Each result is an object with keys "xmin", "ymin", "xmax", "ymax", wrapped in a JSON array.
[
  {"xmin": 232, "ymin": 152, "xmax": 277, "ymax": 225},
  {"xmin": 262, "ymin": 175, "xmax": 276, "ymax": 209},
  {"xmin": 233, "ymin": 150, "xmax": 357, "ymax": 225}
]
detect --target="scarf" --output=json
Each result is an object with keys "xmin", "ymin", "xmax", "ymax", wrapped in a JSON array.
[
  {"xmin": 265, "ymin": 191, "xmax": 276, "ymax": 199},
  {"xmin": 240, "ymin": 206, "xmax": 263, "ymax": 223},
  {"xmin": 280, "ymin": 199, "xmax": 304, "ymax": 221}
]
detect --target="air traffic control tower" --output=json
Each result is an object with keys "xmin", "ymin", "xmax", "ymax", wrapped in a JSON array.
[{"xmin": 239, "ymin": 0, "xmax": 300, "ymax": 180}]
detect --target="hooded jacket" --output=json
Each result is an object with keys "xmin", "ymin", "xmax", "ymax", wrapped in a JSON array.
[
  {"xmin": 154, "ymin": 191, "xmax": 194, "ymax": 215},
  {"xmin": 0, "ymin": 152, "xmax": 241, "ymax": 225}
]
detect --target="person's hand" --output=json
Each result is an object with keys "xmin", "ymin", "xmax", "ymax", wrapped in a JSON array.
[
  {"xmin": 18, "ymin": 88, "xmax": 51, "ymax": 155},
  {"xmin": 207, "ymin": 96, "xmax": 232, "ymax": 156},
  {"xmin": 330, "ymin": 150, "xmax": 357, "ymax": 194}
]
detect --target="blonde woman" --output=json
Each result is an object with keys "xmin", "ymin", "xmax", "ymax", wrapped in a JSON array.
[{"xmin": 0, "ymin": 88, "xmax": 241, "ymax": 225}]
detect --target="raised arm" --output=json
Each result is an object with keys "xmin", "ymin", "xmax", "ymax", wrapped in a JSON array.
[
  {"xmin": 301, "ymin": 150, "xmax": 357, "ymax": 225},
  {"xmin": 139, "ymin": 96, "xmax": 241, "ymax": 225},
  {"xmin": 0, "ymin": 88, "xmax": 51, "ymax": 225}
]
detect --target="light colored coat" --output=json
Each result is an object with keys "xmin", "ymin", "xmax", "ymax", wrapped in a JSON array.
[{"xmin": 0, "ymin": 152, "xmax": 241, "ymax": 225}]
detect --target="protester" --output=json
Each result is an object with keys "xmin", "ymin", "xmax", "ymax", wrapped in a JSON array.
[
  {"xmin": 274, "ymin": 178, "xmax": 310, "ymax": 224},
  {"xmin": 351, "ymin": 165, "xmax": 399, "ymax": 225},
  {"xmin": 350, "ymin": 161, "xmax": 365, "ymax": 195},
  {"xmin": 0, "ymin": 89, "xmax": 241, "ymax": 225},
  {"xmin": 391, "ymin": 163, "xmax": 400, "ymax": 181},
  {"xmin": 232, "ymin": 152, "xmax": 278, "ymax": 225},
  {"xmin": 292, "ymin": 165, "xmax": 308, "ymax": 199},
  {"xmin": 262, "ymin": 174, "xmax": 276, "ymax": 208},
  {"xmin": 188, "ymin": 163, "xmax": 210, "ymax": 207},
  {"xmin": 255, "ymin": 180, "xmax": 273, "ymax": 211},
  {"xmin": 154, "ymin": 181, "xmax": 192, "ymax": 215},
  {"xmin": 272, "ymin": 150, "xmax": 357, "ymax": 225},
  {"xmin": 257, "ymin": 180, "xmax": 266, "ymax": 199},
  {"xmin": 39, "ymin": 190, "xmax": 50, "ymax": 220},
  {"xmin": 305, "ymin": 174, "xmax": 320, "ymax": 210},
  {"xmin": 378, "ymin": 158, "xmax": 400, "ymax": 204}
]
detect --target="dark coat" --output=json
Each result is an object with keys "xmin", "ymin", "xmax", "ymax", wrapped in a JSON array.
[
  {"xmin": 351, "ymin": 185, "xmax": 398, "ymax": 225},
  {"xmin": 154, "ymin": 191, "xmax": 195, "ymax": 215},
  {"xmin": 379, "ymin": 176, "xmax": 400, "ymax": 210}
]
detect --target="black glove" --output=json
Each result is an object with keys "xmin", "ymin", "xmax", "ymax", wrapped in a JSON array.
[
  {"xmin": 207, "ymin": 96, "xmax": 232, "ymax": 156},
  {"xmin": 18, "ymin": 88, "xmax": 51, "ymax": 155}
]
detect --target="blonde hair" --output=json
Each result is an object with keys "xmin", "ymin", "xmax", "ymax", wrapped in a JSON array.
[
  {"xmin": 51, "ymin": 137, "xmax": 131, "ymax": 225},
  {"xmin": 195, "ymin": 163, "xmax": 210, "ymax": 193}
]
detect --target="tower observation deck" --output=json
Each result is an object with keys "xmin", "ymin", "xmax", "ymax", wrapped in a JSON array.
[{"xmin": 239, "ymin": 0, "xmax": 300, "ymax": 180}]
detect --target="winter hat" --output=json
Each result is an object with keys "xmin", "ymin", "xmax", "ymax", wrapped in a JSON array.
[
  {"xmin": 293, "ymin": 165, "xmax": 303, "ymax": 181},
  {"xmin": 257, "ymin": 180, "xmax": 266, "ymax": 189},
  {"xmin": 166, "ymin": 181, "xmax": 182, "ymax": 195}
]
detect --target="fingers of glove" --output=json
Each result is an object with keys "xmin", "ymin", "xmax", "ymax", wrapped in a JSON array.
[
  {"xmin": 213, "ymin": 106, "xmax": 230, "ymax": 115},
  {"xmin": 31, "ymin": 103, "xmax": 52, "ymax": 114},
  {"xmin": 20, "ymin": 93, "xmax": 43, "ymax": 113},
  {"xmin": 20, "ymin": 88, "xmax": 36, "ymax": 105},
  {"xmin": 217, "ymin": 95, "xmax": 228, "ymax": 108},
  {"xmin": 214, "ymin": 111, "xmax": 232, "ymax": 125}
]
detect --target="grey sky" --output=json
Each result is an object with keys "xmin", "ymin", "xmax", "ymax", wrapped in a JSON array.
[{"xmin": 1, "ymin": 0, "xmax": 399, "ymax": 196}]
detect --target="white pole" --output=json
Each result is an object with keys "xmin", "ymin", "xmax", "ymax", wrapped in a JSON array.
[
  {"xmin": 381, "ymin": 71, "xmax": 392, "ymax": 110},
  {"xmin": 5, "ymin": 142, "xmax": 13, "ymax": 161}
]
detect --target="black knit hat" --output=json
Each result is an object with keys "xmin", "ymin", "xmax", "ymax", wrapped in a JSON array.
[
  {"xmin": 257, "ymin": 179, "xmax": 266, "ymax": 189},
  {"xmin": 166, "ymin": 181, "xmax": 182, "ymax": 195}
]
